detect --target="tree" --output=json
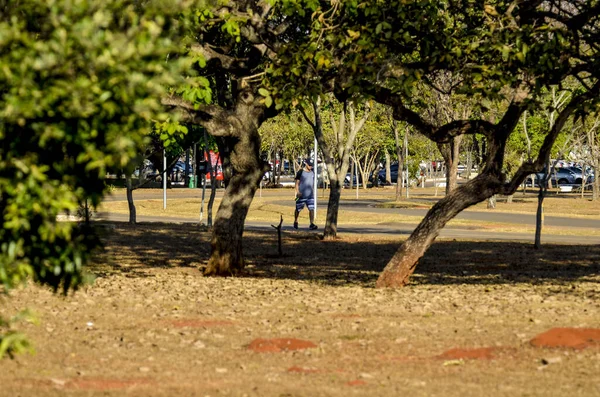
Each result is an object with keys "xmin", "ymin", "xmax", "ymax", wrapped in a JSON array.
[
  {"xmin": 260, "ymin": 114, "xmax": 289, "ymax": 185},
  {"xmin": 273, "ymin": 1, "xmax": 600, "ymax": 286},
  {"xmin": 350, "ymin": 104, "xmax": 388, "ymax": 190},
  {"xmin": 297, "ymin": 96, "xmax": 371, "ymax": 238},
  {"xmin": 163, "ymin": 0, "xmax": 324, "ymax": 275},
  {"xmin": 362, "ymin": 2, "xmax": 600, "ymax": 287},
  {"xmin": 125, "ymin": 124, "xmax": 193, "ymax": 225},
  {"xmin": 0, "ymin": 0, "xmax": 187, "ymax": 356}
]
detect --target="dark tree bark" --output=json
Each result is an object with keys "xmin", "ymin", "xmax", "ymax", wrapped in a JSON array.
[
  {"xmin": 205, "ymin": 166, "xmax": 264, "ymax": 275},
  {"xmin": 438, "ymin": 135, "xmax": 462, "ymax": 194},
  {"xmin": 203, "ymin": 93, "xmax": 270, "ymax": 275},
  {"xmin": 164, "ymin": 88, "xmax": 271, "ymax": 275},
  {"xmin": 324, "ymin": 176, "xmax": 342, "ymax": 237}
]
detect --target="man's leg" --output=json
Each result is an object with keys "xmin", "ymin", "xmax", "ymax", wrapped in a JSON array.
[
  {"xmin": 309, "ymin": 210, "xmax": 315, "ymax": 225},
  {"xmin": 294, "ymin": 202, "xmax": 302, "ymax": 229}
]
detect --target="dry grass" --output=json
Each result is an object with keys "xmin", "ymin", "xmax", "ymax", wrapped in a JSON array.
[
  {"xmin": 98, "ymin": 188, "xmax": 600, "ymax": 236},
  {"xmin": 1, "ymin": 225, "xmax": 599, "ymax": 396}
]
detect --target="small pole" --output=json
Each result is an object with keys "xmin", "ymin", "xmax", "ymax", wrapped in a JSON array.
[
  {"xmin": 314, "ymin": 136, "xmax": 318, "ymax": 221},
  {"xmin": 271, "ymin": 215, "xmax": 284, "ymax": 256},
  {"xmin": 192, "ymin": 143, "xmax": 197, "ymax": 188},
  {"xmin": 405, "ymin": 129, "xmax": 409, "ymax": 199},
  {"xmin": 163, "ymin": 149, "xmax": 167, "ymax": 210},
  {"xmin": 355, "ymin": 161, "xmax": 359, "ymax": 199}
]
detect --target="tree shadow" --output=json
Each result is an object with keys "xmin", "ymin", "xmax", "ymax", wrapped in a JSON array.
[{"xmin": 90, "ymin": 222, "xmax": 600, "ymax": 287}]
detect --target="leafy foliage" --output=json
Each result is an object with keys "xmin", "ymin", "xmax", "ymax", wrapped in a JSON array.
[
  {"xmin": 0, "ymin": 0, "xmax": 188, "ymax": 355},
  {"xmin": 0, "ymin": 310, "xmax": 38, "ymax": 359}
]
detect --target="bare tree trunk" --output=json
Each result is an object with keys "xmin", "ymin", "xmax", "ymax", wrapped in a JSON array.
[
  {"xmin": 377, "ymin": 175, "xmax": 495, "ymax": 287},
  {"xmin": 206, "ymin": 151, "xmax": 219, "ymax": 228},
  {"xmin": 534, "ymin": 182, "xmax": 547, "ymax": 249},
  {"xmin": 393, "ymin": 120, "xmax": 403, "ymax": 200},
  {"xmin": 593, "ymin": 157, "xmax": 599, "ymax": 201},
  {"xmin": 204, "ymin": 94, "xmax": 269, "ymax": 276},
  {"xmin": 439, "ymin": 136, "xmax": 462, "ymax": 195},
  {"xmin": 298, "ymin": 98, "xmax": 369, "ymax": 239},
  {"xmin": 324, "ymin": 177, "xmax": 342, "ymax": 239},
  {"xmin": 349, "ymin": 159, "xmax": 355, "ymax": 189},
  {"xmin": 126, "ymin": 176, "xmax": 137, "ymax": 224},
  {"xmin": 487, "ymin": 195, "xmax": 497, "ymax": 209},
  {"xmin": 385, "ymin": 150, "xmax": 391, "ymax": 184},
  {"xmin": 506, "ymin": 194, "xmax": 514, "ymax": 204},
  {"xmin": 276, "ymin": 150, "xmax": 283, "ymax": 185},
  {"xmin": 205, "ymin": 167, "xmax": 263, "ymax": 275}
]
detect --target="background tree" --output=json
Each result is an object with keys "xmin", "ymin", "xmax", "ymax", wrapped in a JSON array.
[
  {"xmin": 125, "ymin": 122, "xmax": 193, "ymax": 224},
  {"xmin": 298, "ymin": 96, "xmax": 371, "ymax": 239},
  {"xmin": 365, "ymin": 2, "xmax": 600, "ymax": 286},
  {"xmin": 276, "ymin": 0, "xmax": 600, "ymax": 286},
  {"xmin": 163, "ymin": 0, "xmax": 325, "ymax": 275},
  {"xmin": 259, "ymin": 114, "xmax": 289, "ymax": 185},
  {"xmin": 0, "ymin": 0, "xmax": 187, "ymax": 357},
  {"xmin": 350, "ymin": 104, "xmax": 388, "ymax": 190}
]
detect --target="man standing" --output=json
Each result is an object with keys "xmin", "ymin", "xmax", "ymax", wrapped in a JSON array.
[{"xmin": 294, "ymin": 159, "xmax": 318, "ymax": 230}]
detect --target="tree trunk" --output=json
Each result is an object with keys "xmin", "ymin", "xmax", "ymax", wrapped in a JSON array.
[
  {"xmin": 393, "ymin": 121, "xmax": 403, "ymax": 200},
  {"xmin": 534, "ymin": 162, "xmax": 550, "ymax": 248},
  {"xmin": 385, "ymin": 151, "xmax": 391, "ymax": 184},
  {"xmin": 593, "ymin": 161, "xmax": 599, "ymax": 201},
  {"xmin": 534, "ymin": 183, "xmax": 547, "ymax": 249},
  {"xmin": 439, "ymin": 136, "xmax": 462, "ymax": 195},
  {"xmin": 376, "ymin": 175, "xmax": 496, "ymax": 288},
  {"xmin": 487, "ymin": 195, "xmax": 497, "ymax": 209},
  {"xmin": 324, "ymin": 177, "xmax": 342, "ymax": 239},
  {"xmin": 205, "ymin": 167, "xmax": 263, "ymax": 275},
  {"xmin": 204, "ymin": 94, "xmax": 269, "ymax": 276},
  {"xmin": 126, "ymin": 176, "xmax": 136, "ymax": 225},
  {"xmin": 207, "ymin": 170, "xmax": 217, "ymax": 227}
]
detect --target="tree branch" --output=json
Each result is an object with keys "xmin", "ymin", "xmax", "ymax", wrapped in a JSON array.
[
  {"xmin": 297, "ymin": 104, "xmax": 315, "ymax": 129},
  {"xmin": 365, "ymin": 84, "xmax": 495, "ymax": 142},
  {"xmin": 501, "ymin": 80, "xmax": 600, "ymax": 194},
  {"xmin": 162, "ymin": 95, "xmax": 221, "ymax": 121},
  {"xmin": 191, "ymin": 44, "xmax": 250, "ymax": 72}
]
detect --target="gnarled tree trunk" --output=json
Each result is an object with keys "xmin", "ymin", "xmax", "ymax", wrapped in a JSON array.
[
  {"xmin": 377, "ymin": 173, "xmax": 498, "ymax": 288},
  {"xmin": 205, "ymin": 166, "xmax": 264, "ymax": 275},
  {"xmin": 202, "ymin": 91, "xmax": 270, "ymax": 276}
]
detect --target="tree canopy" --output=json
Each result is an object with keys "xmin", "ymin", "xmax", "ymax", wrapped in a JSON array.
[{"xmin": 0, "ymin": 0, "xmax": 190, "ymax": 356}]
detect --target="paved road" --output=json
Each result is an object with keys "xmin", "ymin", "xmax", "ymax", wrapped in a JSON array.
[
  {"xmin": 95, "ymin": 212, "xmax": 598, "ymax": 245},
  {"xmin": 105, "ymin": 188, "xmax": 600, "ymax": 229},
  {"xmin": 99, "ymin": 189, "xmax": 600, "ymax": 244}
]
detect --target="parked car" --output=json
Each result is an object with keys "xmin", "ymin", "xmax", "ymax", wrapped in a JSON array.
[
  {"xmin": 377, "ymin": 163, "xmax": 399, "ymax": 184},
  {"xmin": 344, "ymin": 173, "xmax": 361, "ymax": 187},
  {"xmin": 533, "ymin": 167, "xmax": 584, "ymax": 186},
  {"xmin": 566, "ymin": 166, "xmax": 594, "ymax": 182}
]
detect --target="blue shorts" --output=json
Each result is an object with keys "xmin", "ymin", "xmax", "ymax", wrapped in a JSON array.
[{"xmin": 296, "ymin": 198, "xmax": 315, "ymax": 211}]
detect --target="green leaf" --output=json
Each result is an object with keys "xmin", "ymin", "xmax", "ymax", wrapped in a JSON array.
[{"xmin": 264, "ymin": 96, "xmax": 273, "ymax": 108}]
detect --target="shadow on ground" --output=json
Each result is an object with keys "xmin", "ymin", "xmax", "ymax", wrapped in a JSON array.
[{"xmin": 91, "ymin": 222, "xmax": 600, "ymax": 288}]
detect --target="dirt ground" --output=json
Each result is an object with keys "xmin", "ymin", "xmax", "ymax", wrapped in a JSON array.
[{"xmin": 1, "ymin": 223, "xmax": 599, "ymax": 396}]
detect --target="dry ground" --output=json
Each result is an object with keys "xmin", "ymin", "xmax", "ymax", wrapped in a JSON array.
[{"xmin": 1, "ymin": 223, "xmax": 599, "ymax": 396}]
